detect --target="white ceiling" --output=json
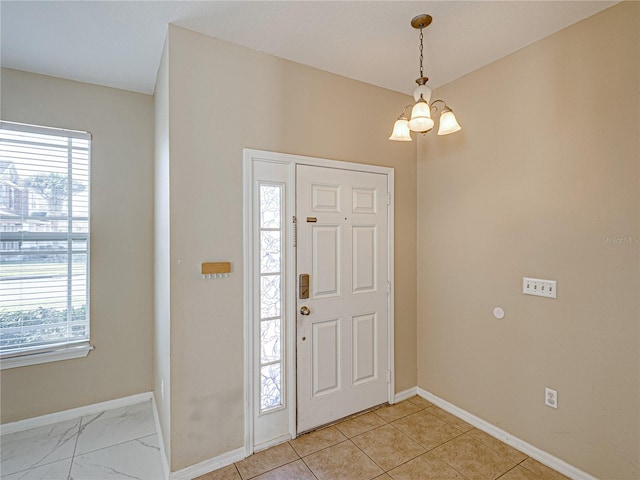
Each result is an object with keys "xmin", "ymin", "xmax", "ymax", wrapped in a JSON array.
[{"xmin": 1, "ymin": 1, "xmax": 618, "ymax": 96}]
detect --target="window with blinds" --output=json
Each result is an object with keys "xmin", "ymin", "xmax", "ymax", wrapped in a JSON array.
[{"xmin": 0, "ymin": 121, "xmax": 91, "ymax": 364}]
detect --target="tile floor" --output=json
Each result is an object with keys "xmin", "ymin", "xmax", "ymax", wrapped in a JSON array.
[
  {"xmin": 0, "ymin": 400, "xmax": 164, "ymax": 480},
  {"xmin": 0, "ymin": 396, "xmax": 570, "ymax": 480},
  {"xmin": 197, "ymin": 397, "xmax": 569, "ymax": 480}
]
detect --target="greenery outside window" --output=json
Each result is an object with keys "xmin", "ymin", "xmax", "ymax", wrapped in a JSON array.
[{"xmin": 0, "ymin": 121, "xmax": 92, "ymax": 369}]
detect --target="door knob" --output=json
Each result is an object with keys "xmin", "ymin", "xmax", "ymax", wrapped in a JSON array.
[{"xmin": 300, "ymin": 306, "xmax": 311, "ymax": 316}]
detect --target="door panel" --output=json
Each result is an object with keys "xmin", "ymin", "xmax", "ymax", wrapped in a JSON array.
[
  {"xmin": 352, "ymin": 313, "xmax": 376, "ymax": 385},
  {"xmin": 352, "ymin": 187, "xmax": 376, "ymax": 213},
  {"xmin": 297, "ymin": 165, "xmax": 389, "ymax": 433},
  {"xmin": 352, "ymin": 225, "xmax": 377, "ymax": 294},
  {"xmin": 312, "ymin": 318, "xmax": 341, "ymax": 396},
  {"xmin": 312, "ymin": 183, "xmax": 341, "ymax": 212},
  {"xmin": 312, "ymin": 225, "xmax": 341, "ymax": 298}
]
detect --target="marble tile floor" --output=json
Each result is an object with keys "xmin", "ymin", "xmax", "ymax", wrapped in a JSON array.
[
  {"xmin": 0, "ymin": 400, "xmax": 163, "ymax": 480},
  {"xmin": 197, "ymin": 397, "xmax": 569, "ymax": 480}
]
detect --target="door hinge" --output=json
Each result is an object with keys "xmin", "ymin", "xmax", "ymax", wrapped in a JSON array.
[
  {"xmin": 386, "ymin": 281, "xmax": 391, "ymax": 295},
  {"xmin": 293, "ymin": 215, "xmax": 297, "ymax": 247},
  {"xmin": 386, "ymin": 192, "xmax": 391, "ymax": 206},
  {"xmin": 386, "ymin": 370, "xmax": 391, "ymax": 383}
]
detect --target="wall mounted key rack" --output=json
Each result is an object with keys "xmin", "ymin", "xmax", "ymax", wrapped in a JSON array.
[{"xmin": 201, "ymin": 262, "xmax": 231, "ymax": 279}]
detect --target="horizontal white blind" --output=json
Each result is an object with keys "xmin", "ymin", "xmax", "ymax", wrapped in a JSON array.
[{"xmin": 0, "ymin": 121, "xmax": 91, "ymax": 357}]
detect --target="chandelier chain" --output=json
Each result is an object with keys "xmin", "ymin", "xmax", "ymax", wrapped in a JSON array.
[{"xmin": 419, "ymin": 28, "xmax": 424, "ymax": 77}]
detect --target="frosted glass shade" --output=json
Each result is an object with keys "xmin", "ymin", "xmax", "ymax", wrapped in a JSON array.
[
  {"xmin": 408, "ymin": 100, "xmax": 434, "ymax": 133},
  {"xmin": 437, "ymin": 108, "xmax": 462, "ymax": 135},
  {"xmin": 413, "ymin": 85, "xmax": 431, "ymax": 103},
  {"xmin": 389, "ymin": 118, "xmax": 412, "ymax": 141},
  {"xmin": 413, "ymin": 85, "xmax": 432, "ymax": 103}
]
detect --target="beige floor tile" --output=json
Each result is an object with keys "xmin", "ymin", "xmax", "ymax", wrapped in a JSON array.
[
  {"xmin": 290, "ymin": 426, "xmax": 347, "ymax": 457},
  {"xmin": 374, "ymin": 475, "xmax": 393, "ymax": 480},
  {"xmin": 406, "ymin": 395, "xmax": 433, "ymax": 409},
  {"xmin": 387, "ymin": 451, "xmax": 467, "ymax": 480},
  {"xmin": 392, "ymin": 410, "xmax": 464, "ymax": 450},
  {"xmin": 334, "ymin": 412, "xmax": 387, "ymax": 438},
  {"xmin": 303, "ymin": 440, "xmax": 383, "ymax": 480},
  {"xmin": 375, "ymin": 401, "xmax": 422, "ymax": 422},
  {"xmin": 464, "ymin": 429, "xmax": 527, "ymax": 463},
  {"xmin": 520, "ymin": 458, "xmax": 569, "ymax": 480},
  {"xmin": 432, "ymin": 435, "xmax": 518, "ymax": 480},
  {"xmin": 351, "ymin": 424, "xmax": 425, "ymax": 471},
  {"xmin": 251, "ymin": 459, "xmax": 317, "ymax": 480},
  {"xmin": 236, "ymin": 443, "xmax": 299, "ymax": 479},
  {"xmin": 427, "ymin": 407, "xmax": 474, "ymax": 432},
  {"xmin": 499, "ymin": 465, "xmax": 545, "ymax": 480},
  {"xmin": 195, "ymin": 464, "xmax": 241, "ymax": 480}
]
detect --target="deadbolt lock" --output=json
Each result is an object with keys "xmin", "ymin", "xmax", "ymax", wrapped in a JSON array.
[{"xmin": 299, "ymin": 273, "xmax": 310, "ymax": 299}]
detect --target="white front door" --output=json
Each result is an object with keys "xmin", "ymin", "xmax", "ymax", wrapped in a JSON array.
[{"xmin": 296, "ymin": 164, "xmax": 389, "ymax": 433}]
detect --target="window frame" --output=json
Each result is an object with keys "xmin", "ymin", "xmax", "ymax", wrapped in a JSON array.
[{"xmin": 0, "ymin": 121, "xmax": 93, "ymax": 369}]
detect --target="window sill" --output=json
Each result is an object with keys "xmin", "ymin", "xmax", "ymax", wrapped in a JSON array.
[{"xmin": 1, "ymin": 343, "xmax": 94, "ymax": 370}]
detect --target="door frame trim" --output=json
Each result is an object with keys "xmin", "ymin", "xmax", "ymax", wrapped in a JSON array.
[{"xmin": 243, "ymin": 149, "xmax": 395, "ymax": 456}]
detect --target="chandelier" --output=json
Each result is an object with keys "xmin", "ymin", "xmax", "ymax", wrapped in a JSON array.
[{"xmin": 389, "ymin": 14, "xmax": 462, "ymax": 141}]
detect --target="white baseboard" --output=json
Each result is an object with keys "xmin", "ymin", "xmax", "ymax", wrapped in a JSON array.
[
  {"xmin": 416, "ymin": 388, "xmax": 597, "ymax": 480},
  {"xmin": 394, "ymin": 386, "xmax": 418, "ymax": 403},
  {"xmin": 169, "ymin": 447, "xmax": 246, "ymax": 480},
  {"xmin": 0, "ymin": 392, "xmax": 153, "ymax": 435}
]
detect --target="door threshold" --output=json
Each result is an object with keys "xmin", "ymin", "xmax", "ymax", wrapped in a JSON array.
[{"xmin": 297, "ymin": 402, "xmax": 388, "ymax": 436}]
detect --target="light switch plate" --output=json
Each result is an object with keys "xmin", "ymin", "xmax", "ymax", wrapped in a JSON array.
[{"xmin": 523, "ymin": 277, "xmax": 557, "ymax": 299}]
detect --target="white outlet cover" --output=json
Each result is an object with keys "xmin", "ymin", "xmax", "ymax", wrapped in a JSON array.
[{"xmin": 545, "ymin": 387, "xmax": 558, "ymax": 408}]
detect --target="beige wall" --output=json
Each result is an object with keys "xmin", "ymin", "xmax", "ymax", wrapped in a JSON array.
[
  {"xmin": 164, "ymin": 25, "xmax": 417, "ymax": 470},
  {"xmin": 416, "ymin": 3, "xmax": 639, "ymax": 479},
  {"xmin": 0, "ymin": 69, "xmax": 155, "ymax": 422}
]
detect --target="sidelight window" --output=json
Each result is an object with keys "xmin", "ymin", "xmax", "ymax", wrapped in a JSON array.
[{"xmin": 258, "ymin": 183, "xmax": 284, "ymax": 411}]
